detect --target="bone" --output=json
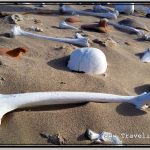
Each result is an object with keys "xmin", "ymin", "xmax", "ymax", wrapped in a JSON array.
[
  {"xmin": 60, "ymin": 5, "xmax": 119, "ymax": 19},
  {"xmin": 0, "ymin": 91, "xmax": 150, "ymax": 124},
  {"xmin": 108, "ymin": 22, "xmax": 144, "ymax": 35},
  {"xmin": 86, "ymin": 129, "xmax": 122, "ymax": 144},
  {"xmin": 59, "ymin": 21, "xmax": 78, "ymax": 30},
  {"xmin": 115, "ymin": 3, "xmax": 134, "ymax": 15},
  {"xmin": 140, "ymin": 34, "xmax": 150, "ymax": 41},
  {"xmin": 10, "ymin": 25, "xmax": 89, "ymax": 47},
  {"xmin": 141, "ymin": 48, "xmax": 150, "ymax": 63},
  {"xmin": 93, "ymin": 5, "xmax": 114, "ymax": 13}
]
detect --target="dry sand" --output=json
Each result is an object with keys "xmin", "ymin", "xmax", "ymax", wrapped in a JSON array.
[{"xmin": 0, "ymin": 4, "xmax": 150, "ymax": 145}]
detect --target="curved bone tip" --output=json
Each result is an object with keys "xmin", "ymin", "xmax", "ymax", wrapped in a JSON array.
[
  {"xmin": 136, "ymin": 104, "xmax": 149, "ymax": 111},
  {"xmin": 59, "ymin": 21, "xmax": 78, "ymax": 30},
  {"xmin": 85, "ymin": 129, "xmax": 100, "ymax": 140}
]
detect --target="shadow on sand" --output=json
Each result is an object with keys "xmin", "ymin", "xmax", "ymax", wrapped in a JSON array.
[{"xmin": 116, "ymin": 103, "xmax": 147, "ymax": 116}]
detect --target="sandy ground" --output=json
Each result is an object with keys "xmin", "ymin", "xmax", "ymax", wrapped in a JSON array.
[{"xmin": 0, "ymin": 4, "xmax": 150, "ymax": 145}]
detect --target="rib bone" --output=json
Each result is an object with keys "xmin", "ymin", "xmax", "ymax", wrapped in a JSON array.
[
  {"xmin": 108, "ymin": 22, "xmax": 144, "ymax": 35},
  {"xmin": 0, "ymin": 91, "xmax": 150, "ymax": 124},
  {"xmin": 60, "ymin": 5, "xmax": 119, "ymax": 19},
  {"xmin": 11, "ymin": 25, "xmax": 89, "ymax": 47},
  {"xmin": 59, "ymin": 21, "xmax": 78, "ymax": 30}
]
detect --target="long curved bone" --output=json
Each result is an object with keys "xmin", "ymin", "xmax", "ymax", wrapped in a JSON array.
[
  {"xmin": 0, "ymin": 91, "xmax": 150, "ymax": 124},
  {"xmin": 11, "ymin": 25, "xmax": 89, "ymax": 47},
  {"xmin": 60, "ymin": 5, "xmax": 119, "ymax": 19},
  {"xmin": 108, "ymin": 22, "xmax": 144, "ymax": 35},
  {"xmin": 59, "ymin": 21, "xmax": 78, "ymax": 30}
]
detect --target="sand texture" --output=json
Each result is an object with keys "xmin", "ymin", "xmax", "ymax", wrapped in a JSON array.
[{"xmin": 0, "ymin": 4, "xmax": 150, "ymax": 145}]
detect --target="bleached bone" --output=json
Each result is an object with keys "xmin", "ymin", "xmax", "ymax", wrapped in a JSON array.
[
  {"xmin": 141, "ymin": 48, "xmax": 150, "ymax": 63},
  {"xmin": 0, "ymin": 91, "xmax": 150, "ymax": 124},
  {"xmin": 59, "ymin": 21, "xmax": 78, "ymax": 30},
  {"xmin": 115, "ymin": 3, "xmax": 134, "ymax": 15},
  {"xmin": 140, "ymin": 34, "xmax": 150, "ymax": 41},
  {"xmin": 108, "ymin": 22, "xmax": 144, "ymax": 36},
  {"xmin": 60, "ymin": 5, "xmax": 119, "ymax": 19},
  {"xmin": 11, "ymin": 25, "xmax": 89, "ymax": 47},
  {"xmin": 86, "ymin": 129, "xmax": 122, "ymax": 144},
  {"xmin": 93, "ymin": 5, "xmax": 114, "ymax": 13}
]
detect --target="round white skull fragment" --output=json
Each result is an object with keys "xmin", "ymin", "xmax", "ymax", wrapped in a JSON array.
[{"xmin": 67, "ymin": 47, "xmax": 107, "ymax": 74}]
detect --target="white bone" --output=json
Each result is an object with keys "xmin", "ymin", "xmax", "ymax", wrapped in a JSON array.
[
  {"xmin": 86, "ymin": 129, "xmax": 122, "ymax": 144},
  {"xmin": 93, "ymin": 5, "xmax": 114, "ymax": 13},
  {"xmin": 115, "ymin": 3, "xmax": 134, "ymax": 15},
  {"xmin": 67, "ymin": 47, "xmax": 107, "ymax": 74},
  {"xmin": 11, "ymin": 25, "xmax": 89, "ymax": 47},
  {"xmin": 108, "ymin": 22, "xmax": 144, "ymax": 36},
  {"xmin": 135, "ymin": 5, "xmax": 150, "ymax": 16},
  {"xmin": 60, "ymin": 5, "xmax": 119, "ymax": 19},
  {"xmin": 87, "ymin": 129, "xmax": 122, "ymax": 144},
  {"xmin": 140, "ymin": 34, "xmax": 150, "ymax": 41},
  {"xmin": 86, "ymin": 129, "xmax": 100, "ymax": 141},
  {"xmin": 0, "ymin": 91, "xmax": 150, "ymax": 124},
  {"xmin": 141, "ymin": 48, "xmax": 150, "ymax": 63},
  {"xmin": 59, "ymin": 21, "xmax": 78, "ymax": 30}
]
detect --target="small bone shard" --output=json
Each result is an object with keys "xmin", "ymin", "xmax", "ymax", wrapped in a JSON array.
[
  {"xmin": 85, "ymin": 129, "xmax": 122, "ymax": 145},
  {"xmin": 81, "ymin": 19, "xmax": 109, "ymax": 33},
  {"xmin": 140, "ymin": 34, "xmax": 150, "ymax": 41},
  {"xmin": 141, "ymin": 48, "xmax": 150, "ymax": 63},
  {"xmin": 30, "ymin": 26, "xmax": 43, "ymax": 32},
  {"xmin": 0, "ymin": 47, "xmax": 27, "ymax": 59},
  {"xmin": 10, "ymin": 25, "xmax": 89, "ymax": 47}
]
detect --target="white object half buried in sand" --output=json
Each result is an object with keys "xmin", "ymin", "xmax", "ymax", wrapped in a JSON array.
[
  {"xmin": 59, "ymin": 21, "xmax": 78, "ymax": 30},
  {"xmin": 10, "ymin": 25, "xmax": 89, "ymax": 47},
  {"xmin": 67, "ymin": 47, "xmax": 107, "ymax": 74},
  {"xmin": 0, "ymin": 91, "xmax": 150, "ymax": 124},
  {"xmin": 115, "ymin": 3, "xmax": 134, "ymax": 15},
  {"xmin": 86, "ymin": 129, "xmax": 122, "ymax": 144},
  {"xmin": 141, "ymin": 48, "xmax": 150, "ymax": 63}
]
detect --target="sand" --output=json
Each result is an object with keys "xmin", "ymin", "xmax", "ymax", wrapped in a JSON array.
[{"xmin": 0, "ymin": 4, "xmax": 150, "ymax": 145}]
